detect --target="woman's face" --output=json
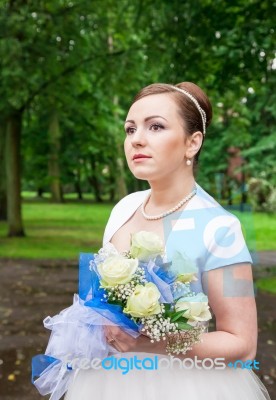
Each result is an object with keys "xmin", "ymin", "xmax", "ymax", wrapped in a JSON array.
[{"xmin": 124, "ymin": 93, "xmax": 190, "ymax": 182}]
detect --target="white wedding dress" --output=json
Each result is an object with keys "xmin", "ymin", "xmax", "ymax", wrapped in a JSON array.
[{"xmin": 64, "ymin": 183, "xmax": 271, "ymax": 400}]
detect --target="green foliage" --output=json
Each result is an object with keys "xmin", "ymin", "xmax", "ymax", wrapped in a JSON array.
[
  {"xmin": 248, "ymin": 177, "xmax": 276, "ymax": 212},
  {"xmin": 0, "ymin": 0, "xmax": 275, "ymax": 231}
]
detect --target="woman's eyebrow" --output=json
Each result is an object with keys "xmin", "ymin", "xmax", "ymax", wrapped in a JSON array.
[{"xmin": 125, "ymin": 115, "xmax": 168, "ymax": 124}]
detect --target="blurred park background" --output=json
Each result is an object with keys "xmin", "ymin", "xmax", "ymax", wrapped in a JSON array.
[{"xmin": 0, "ymin": 0, "xmax": 275, "ymax": 399}]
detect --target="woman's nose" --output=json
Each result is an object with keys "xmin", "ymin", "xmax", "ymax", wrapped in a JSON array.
[{"xmin": 131, "ymin": 128, "xmax": 146, "ymax": 147}]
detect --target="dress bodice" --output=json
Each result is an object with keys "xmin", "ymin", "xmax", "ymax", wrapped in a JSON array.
[{"xmin": 103, "ymin": 183, "xmax": 252, "ymax": 295}]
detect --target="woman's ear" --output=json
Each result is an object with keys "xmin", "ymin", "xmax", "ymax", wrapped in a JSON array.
[{"xmin": 185, "ymin": 131, "xmax": 203, "ymax": 159}]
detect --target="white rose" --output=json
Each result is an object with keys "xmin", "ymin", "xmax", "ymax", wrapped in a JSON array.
[
  {"xmin": 176, "ymin": 273, "xmax": 198, "ymax": 284},
  {"xmin": 98, "ymin": 255, "xmax": 138, "ymax": 288},
  {"xmin": 124, "ymin": 282, "xmax": 162, "ymax": 317},
  {"xmin": 175, "ymin": 292, "xmax": 212, "ymax": 323},
  {"xmin": 130, "ymin": 231, "xmax": 164, "ymax": 262}
]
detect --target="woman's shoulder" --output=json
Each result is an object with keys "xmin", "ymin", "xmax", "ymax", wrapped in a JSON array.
[
  {"xmin": 191, "ymin": 184, "xmax": 253, "ymax": 270},
  {"xmin": 108, "ymin": 189, "xmax": 150, "ymax": 219},
  {"xmin": 194, "ymin": 182, "xmax": 222, "ymax": 208},
  {"xmin": 194, "ymin": 182, "xmax": 238, "ymax": 219},
  {"xmin": 103, "ymin": 189, "xmax": 150, "ymax": 245}
]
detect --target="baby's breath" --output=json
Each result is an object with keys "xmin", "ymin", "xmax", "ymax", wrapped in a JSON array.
[
  {"xmin": 165, "ymin": 325, "xmax": 205, "ymax": 355},
  {"xmin": 140, "ymin": 311, "xmax": 178, "ymax": 343}
]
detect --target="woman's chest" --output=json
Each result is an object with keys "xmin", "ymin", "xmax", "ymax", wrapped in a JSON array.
[
  {"xmin": 110, "ymin": 208, "xmax": 167, "ymax": 253},
  {"xmin": 109, "ymin": 207, "xmax": 206, "ymax": 295}
]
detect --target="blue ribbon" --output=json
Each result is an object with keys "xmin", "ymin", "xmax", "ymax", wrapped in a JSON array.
[
  {"xmin": 84, "ymin": 297, "xmax": 140, "ymax": 332},
  {"xmin": 32, "ymin": 354, "xmax": 61, "ymax": 383}
]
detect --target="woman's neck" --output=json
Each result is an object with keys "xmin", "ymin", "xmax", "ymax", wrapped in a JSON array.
[{"xmin": 146, "ymin": 174, "xmax": 196, "ymax": 210}]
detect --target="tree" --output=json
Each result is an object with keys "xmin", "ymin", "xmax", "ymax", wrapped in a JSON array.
[
  {"xmin": 0, "ymin": 0, "xmax": 146, "ymax": 233},
  {"xmin": 1, "ymin": 0, "xmax": 274, "ymax": 231},
  {"xmin": 0, "ymin": 120, "xmax": 7, "ymax": 220}
]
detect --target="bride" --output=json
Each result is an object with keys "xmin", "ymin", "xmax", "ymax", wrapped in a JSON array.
[{"xmin": 64, "ymin": 82, "xmax": 271, "ymax": 399}]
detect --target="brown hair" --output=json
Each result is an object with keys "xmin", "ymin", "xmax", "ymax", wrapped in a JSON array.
[{"xmin": 132, "ymin": 82, "xmax": 212, "ymax": 167}]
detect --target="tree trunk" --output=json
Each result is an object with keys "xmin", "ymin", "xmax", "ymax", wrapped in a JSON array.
[
  {"xmin": 48, "ymin": 110, "xmax": 63, "ymax": 202},
  {"xmin": 89, "ymin": 156, "xmax": 103, "ymax": 202},
  {"xmin": 74, "ymin": 166, "xmax": 83, "ymax": 200},
  {"xmin": 226, "ymin": 177, "xmax": 233, "ymax": 206},
  {"xmin": 108, "ymin": 167, "xmax": 116, "ymax": 202},
  {"xmin": 112, "ymin": 95, "xmax": 127, "ymax": 201},
  {"xmin": 0, "ymin": 120, "xmax": 7, "ymax": 220},
  {"xmin": 115, "ymin": 147, "xmax": 128, "ymax": 200},
  {"xmin": 37, "ymin": 187, "xmax": 44, "ymax": 198},
  {"xmin": 6, "ymin": 111, "xmax": 25, "ymax": 236},
  {"xmin": 107, "ymin": 30, "xmax": 128, "ymax": 201}
]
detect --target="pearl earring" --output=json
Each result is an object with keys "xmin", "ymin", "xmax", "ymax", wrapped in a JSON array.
[{"xmin": 186, "ymin": 159, "xmax": 192, "ymax": 166}]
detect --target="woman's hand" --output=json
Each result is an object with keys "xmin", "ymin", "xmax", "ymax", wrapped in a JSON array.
[{"xmin": 104, "ymin": 325, "xmax": 152, "ymax": 353}]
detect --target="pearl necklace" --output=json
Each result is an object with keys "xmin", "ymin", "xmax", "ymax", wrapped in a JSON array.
[{"xmin": 141, "ymin": 186, "xmax": 197, "ymax": 220}]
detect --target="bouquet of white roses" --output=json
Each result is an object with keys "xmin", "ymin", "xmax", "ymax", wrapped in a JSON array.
[
  {"xmin": 92, "ymin": 230, "xmax": 212, "ymax": 355},
  {"xmin": 32, "ymin": 230, "xmax": 211, "ymax": 400}
]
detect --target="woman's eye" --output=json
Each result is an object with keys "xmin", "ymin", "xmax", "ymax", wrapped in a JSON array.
[
  {"xmin": 125, "ymin": 126, "xmax": 136, "ymax": 135},
  {"xmin": 150, "ymin": 123, "xmax": 164, "ymax": 131}
]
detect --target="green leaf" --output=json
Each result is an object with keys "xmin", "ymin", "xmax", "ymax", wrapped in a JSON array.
[
  {"xmin": 171, "ymin": 310, "xmax": 186, "ymax": 322},
  {"xmin": 177, "ymin": 321, "xmax": 193, "ymax": 330},
  {"xmin": 164, "ymin": 304, "xmax": 171, "ymax": 312},
  {"xmin": 108, "ymin": 299, "xmax": 124, "ymax": 307}
]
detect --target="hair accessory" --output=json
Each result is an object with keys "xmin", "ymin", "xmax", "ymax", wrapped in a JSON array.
[
  {"xmin": 141, "ymin": 186, "xmax": 197, "ymax": 220},
  {"xmin": 169, "ymin": 86, "xmax": 207, "ymax": 136},
  {"xmin": 186, "ymin": 159, "xmax": 192, "ymax": 166}
]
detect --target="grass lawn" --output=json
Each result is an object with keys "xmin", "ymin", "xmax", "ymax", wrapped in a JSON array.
[
  {"xmin": 255, "ymin": 276, "xmax": 276, "ymax": 295},
  {"xmin": 0, "ymin": 201, "xmax": 275, "ymax": 259},
  {"xmin": 0, "ymin": 202, "xmax": 113, "ymax": 259},
  {"xmin": 231, "ymin": 210, "xmax": 276, "ymax": 252}
]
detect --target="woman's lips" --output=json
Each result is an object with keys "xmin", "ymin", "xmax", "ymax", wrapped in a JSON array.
[
  {"xmin": 133, "ymin": 154, "xmax": 151, "ymax": 161},
  {"xmin": 133, "ymin": 154, "xmax": 151, "ymax": 160}
]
